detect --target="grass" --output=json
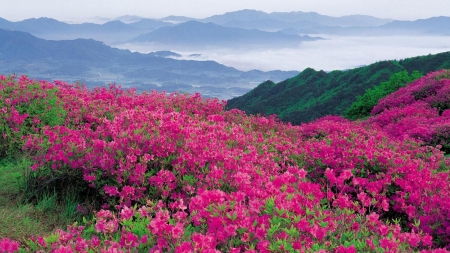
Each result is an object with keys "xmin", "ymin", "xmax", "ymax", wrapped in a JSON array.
[{"xmin": 0, "ymin": 156, "xmax": 88, "ymax": 242}]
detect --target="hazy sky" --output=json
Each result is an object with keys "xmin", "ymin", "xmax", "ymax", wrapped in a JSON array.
[{"xmin": 1, "ymin": 0, "xmax": 449, "ymax": 22}]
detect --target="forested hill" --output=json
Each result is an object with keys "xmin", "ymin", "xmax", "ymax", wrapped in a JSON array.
[{"xmin": 226, "ymin": 51, "xmax": 450, "ymax": 125}]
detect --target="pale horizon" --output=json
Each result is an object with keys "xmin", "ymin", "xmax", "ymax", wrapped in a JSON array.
[{"xmin": 0, "ymin": 0, "xmax": 449, "ymax": 23}]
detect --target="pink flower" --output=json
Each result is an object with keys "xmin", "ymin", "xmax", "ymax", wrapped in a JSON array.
[
  {"xmin": 37, "ymin": 236, "xmax": 46, "ymax": 247},
  {"xmin": 325, "ymin": 168, "xmax": 337, "ymax": 184},
  {"xmin": 83, "ymin": 174, "xmax": 96, "ymax": 182},
  {"xmin": 171, "ymin": 222, "xmax": 184, "ymax": 239},
  {"xmin": 141, "ymin": 235, "xmax": 148, "ymax": 244},
  {"xmin": 175, "ymin": 242, "xmax": 193, "ymax": 253},
  {"xmin": 0, "ymin": 238, "xmax": 20, "ymax": 253},
  {"xmin": 351, "ymin": 222, "xmax": 359, "ymax": 231},
  {"xmin": 366, "ymin": 212, "xmax": 379, "ymax": 224},
  {"xmin": 120, "ymin": 206, "xmax": 135, "ymax": 221},
  {"xmin": 421, "ymin": 234, "xmax": 433, "ymax": 247},
  {"xmin": 54, "ymin": 246, "xmax": 74, "ymax": 253},
  {"xmin": 120, "ymin": 231, "xmax": 139, "ymax": 248},
  {"xmin": 104, "ymin": 185, "xmax": 119, "ymax": 196},
  {"xmin": 334, "ymin": 245, "xmax": 356, "ymax": 253},
  {"xmin": 366, "ymin": 239, "xmax": 375, "ymax": 250},
  {"xmin": 407, "ymin": 232, "xmax": 421, "ymax": 247},
  {"xmin": 378, "ymin": 224, "xmax": 389, "ymax": 236}
]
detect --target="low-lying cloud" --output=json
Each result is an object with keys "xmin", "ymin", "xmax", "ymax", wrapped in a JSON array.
[{"xmin": 116, "ymin": 35, "xmax": 450, "ymax": 72}]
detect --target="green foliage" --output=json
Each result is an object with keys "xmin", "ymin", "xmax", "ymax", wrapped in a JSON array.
[
  {"xmin": 15, "ymin": 84, "xmax": 67, "ymax": 128},
  {"xmin": 0, "ymin": 77, "xmax": 67, "ymax": 158},
  {"xmin": 0, "ymin": 156, "xmax": 91, "ymax": 241},
  {"xmin": 344, "ymin": 70, "xmax": 422, "ymax": 120},
  {"xmin": 227, "ymin": 51, "xmax": 450, "ymax": 124}
]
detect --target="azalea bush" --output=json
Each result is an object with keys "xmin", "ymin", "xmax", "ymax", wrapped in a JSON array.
[
  {"xmin": 0, "ymin": 75, "xmax": 66, "ymax": 158},
  {"xmin": 1, "ymin": 72, "xmax": 450, "ymax": 252},
  {"xmin": 369, "ymin": 69, "xmax": 450, "ymax": 154}
]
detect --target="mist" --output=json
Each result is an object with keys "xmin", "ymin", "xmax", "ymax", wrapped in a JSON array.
[{"xmin": 115, "ymin": 35, "xmax": 450, "ymax": 72}]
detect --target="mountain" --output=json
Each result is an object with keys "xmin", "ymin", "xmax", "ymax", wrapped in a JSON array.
[
  {"xmin": 221, "ymin": 19, "xmax": 320, "ymax": 32},
  {"xmin": 277, "ymin": 27, "xmax": 319, "ymax": 35},
  {"xmin": 0, "ymin": 29, "xmax": 298, "ymax": 100},
  {"xmin": 226, "ymin": 51, "xmax": 450, "ymax": 124},
  {"xmin": 0, "ymin": 29, "xmax": 131, "ymax": 61},
  {"xmin": 198, "ymin": 10, "xmax": 450, "ymax": 36},
  {"xmin": 201, "ymin": 9, "xmax": 393, "ymax": 28},
  {"xmin": 157, "ymin": 15, "xmax": 196, "ymax": 24},
  {"xmin": 130, "ymin": 20, "xmax": 321, "ymax": 49},
  {"xmin": 114, "ymin": 15, "xmax": 144, "ymax": 23},
  {"xmin": 147, "ymin": 51, "xmax": 181, "ymax": 58},
  {"xmin": 309, "ymin": 16, "xmax": 450, "ymax": 36},
  {"xmin": 128, "ymin": 18, "xmax": 173, "ymax": 29},
  {"xmin": 269, "ymin": 12, "xmax": 393, "ymax": 27},
  {"xmin": 378, "ymin": 16, "xmax": 450, "ymax": 35},
  {"xmin": 0, "ymin": 17, "xmax": 152, "ymax": 44},
  {"xmin": 202, "ymin": 9, "xmax": 269, "ymax": 24}
]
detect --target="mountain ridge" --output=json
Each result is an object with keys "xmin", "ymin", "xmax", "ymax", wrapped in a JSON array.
[
  {"xmin": 129, "ymin": 20, "xmax": 321, "ymax": 49},
  {"xmin": 201, "ymin": 9, "xmax": 393, "ymax": 27},
  {"xmin": 0, "ymin": 17, "xmax": 153, "ymax": 44},
  {"xmin": 226, "ymin": 51, "xmax": 450, "ymax": 124}
]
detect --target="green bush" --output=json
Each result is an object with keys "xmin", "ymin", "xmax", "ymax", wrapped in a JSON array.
[{"xmin": 344, "ymin": 70, "xmax": 422, "ymax": 120}]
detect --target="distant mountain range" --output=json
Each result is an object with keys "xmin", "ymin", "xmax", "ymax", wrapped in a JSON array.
[
  {"xmin": 1, "ymin": 10, "xmax": 448, "ymax": 50},
  {"xmin": 201, "ymin": 10, "xmax": 450, "ymax": 36},
  {"xmin": 0, "ymin": 17, "xmax": 158, "ymax": 44},
  {"xmin": 377, "ymin": 16, "xmax": 450, "ymax": 35},
  {"xmin": 130, "ymin": 20, "xmax": 321, "ymax": 49},
  {"xmin": 124, "ymin": 9, "xmax": 392, "ymax": 28},
  {"xmin": 0, "ymin": 29, "xmax": 298, "ymax": 99},
  {"xmin": 226, "ymin": 51, "xmax": 450, "ymax": 124},
  {"xmin": 201, "ymin": 9, "xmax": 393, "ymax": 28}
]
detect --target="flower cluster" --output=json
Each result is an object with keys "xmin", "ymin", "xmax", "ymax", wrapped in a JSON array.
[{"xmin": 370, "ymin": 70, "xmax": 450, "ymax": 153}]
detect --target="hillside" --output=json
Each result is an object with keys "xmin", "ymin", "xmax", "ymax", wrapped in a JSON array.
[
  {"xmin": 226, "ymin": 51, "xmax": 450, "ymax": 124},
  {"xmin": 1, "ymin": 72, "xmax": 449, "ymax": 251}
]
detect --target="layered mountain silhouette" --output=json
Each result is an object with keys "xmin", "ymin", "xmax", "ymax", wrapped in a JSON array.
[
  {"xmin": 129, "ymin": 20, "xmax": 320, "ymax": 49},
  {"xmin": 0, "ymin": 17, "xmax": 158, "ymax": 44},
  {"xmin": 201, "ymin": 9, "xmax": 393, "ymax": 27},
  {"xmin": 1, "ymin": 10, "xmax": 449, "ymax": 49},
  {"xmin": 0, "ymin": 29, "xmax": 298, "ymax": 99},
  {"xmin": 378, "ymin": 16, "xmax": 450, "ymax": 35}
]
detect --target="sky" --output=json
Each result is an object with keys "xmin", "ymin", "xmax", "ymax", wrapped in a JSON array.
[{"xmin": 0, "ymin": 0, "xmax": 450, "ymax": 22}]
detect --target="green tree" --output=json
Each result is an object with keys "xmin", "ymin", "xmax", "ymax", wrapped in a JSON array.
[{"xmin": 344, "ymin": 70, "xmax": 422, "ymax": 120}]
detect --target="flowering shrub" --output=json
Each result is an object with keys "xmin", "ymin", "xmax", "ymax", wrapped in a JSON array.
[
  {"xmin": 370, "ymin": 70, "xmax": 450, "ymax": 153},
  {"xmin": 1, "ymin": 73, "xmax": 450, "ymax": 252},
  {"xmin": 0, "ymin": 75, "xmax": 66, "ymax": 157}
]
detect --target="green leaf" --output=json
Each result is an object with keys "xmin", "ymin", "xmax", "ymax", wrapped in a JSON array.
[
  {"xmin": 44, "ymin": 234, "xmax": 60, "ymax": 244},
  {"xmin": 319, "ymin": 221, "xmax": 328, "ymax": 228}
]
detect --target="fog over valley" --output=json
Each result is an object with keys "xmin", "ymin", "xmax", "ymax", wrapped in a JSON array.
[{"xmin": 116, "ymin": 35, "xmax": 450, "ymax": 72}]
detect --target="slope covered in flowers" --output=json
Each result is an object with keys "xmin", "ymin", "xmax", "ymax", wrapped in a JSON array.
[
  {"xmin": 369, "ymin": 69, "xmax": 450, "ymax": 154},
  {"xmin": 0, "ymin": 72, "xmax": 449, "ymax": 252}
]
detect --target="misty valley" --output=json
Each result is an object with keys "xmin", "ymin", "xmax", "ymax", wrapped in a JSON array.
[{"xmin": 1, "ymin": 9, "xmax": 450, "ymax": 100}]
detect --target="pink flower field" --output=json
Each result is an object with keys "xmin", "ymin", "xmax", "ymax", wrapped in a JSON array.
[{"xmin": 0, "ymin": 70, "xmax": 450, "ymax": 252}]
